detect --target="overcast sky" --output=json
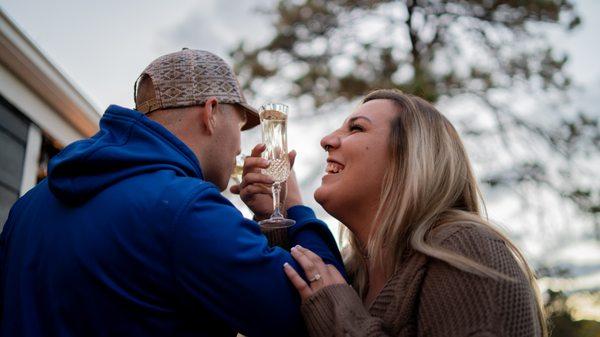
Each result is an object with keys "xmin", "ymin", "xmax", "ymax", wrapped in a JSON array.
[
  {"xmin": 2, "ymin": 0, "xmax": 599, "ymax": 110},
  {"xmin": 1, "ymin": 0, "xmax": 275, "ymax": 110}
]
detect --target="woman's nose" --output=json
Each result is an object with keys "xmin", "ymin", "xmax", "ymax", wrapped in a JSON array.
[{"xmin": 320, "ymin": 131, "xmax": 340, "ymax": 151}]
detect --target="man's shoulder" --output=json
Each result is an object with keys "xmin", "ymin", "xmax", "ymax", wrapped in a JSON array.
[
  {"xmin": 115, "ymin": 172, "xmax": 226, "ymax": 220},
  {"xmin": 161, "ymin": 175, "xmax": 216, "ymax": 197},
  {"xmin": 155, "ymin": 174, "xmax": 225, "ymax": 209}
]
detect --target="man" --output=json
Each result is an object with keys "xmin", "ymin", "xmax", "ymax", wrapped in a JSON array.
[{"xmin": 0, "ymin": 49, "xmax": 344, "ymax": 337}]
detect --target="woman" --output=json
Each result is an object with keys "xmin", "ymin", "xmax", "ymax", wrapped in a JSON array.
[{"xmin": 239, "ymin": 89, "xmax": 545, "ymax": 336}]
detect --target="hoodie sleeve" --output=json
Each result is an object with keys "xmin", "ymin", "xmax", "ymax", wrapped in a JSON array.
[{"xmin": 171, "ymin": 185, "xmax": 345, "ymax": 337}]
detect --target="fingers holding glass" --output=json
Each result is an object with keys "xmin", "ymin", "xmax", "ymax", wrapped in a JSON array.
[{"xmin": 242, "ymin": 156, "xmax": 270, "ymax": 176}]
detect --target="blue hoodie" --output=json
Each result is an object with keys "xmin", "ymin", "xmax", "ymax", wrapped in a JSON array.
[{"xmin": 0, "ymin": 105, "xmax": 345, "ymax": 337}]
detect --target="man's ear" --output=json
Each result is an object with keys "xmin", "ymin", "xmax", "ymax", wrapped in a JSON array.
[{"xmin": 199, "ymin": 97, "xmax": 219, "ymax": 135}]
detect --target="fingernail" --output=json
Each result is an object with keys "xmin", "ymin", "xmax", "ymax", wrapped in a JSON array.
[
  {"xmin": 283, "ymin": 262, "xmax": 290, "ymax": 268},
  {"xmin": 295, "ymin": 245, "xmax": 302, "ymax": 249},
  {"xmin": 261, "ymin": 159, "xmax": 269, "ymax": 166},
  {"xmin": 290, "ymin": 246, "xmax": 297, "ymax": 251}
]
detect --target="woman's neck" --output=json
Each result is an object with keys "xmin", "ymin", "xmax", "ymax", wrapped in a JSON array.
[
  {"xmin": 340, "ymin": 203, "xmax": 378, "ymax": 247},
  {"xmin": 347, "ymin": 230, "xmax": 389, "ymax": 308},
  {"xmin": 339, "ymin": 201, "xmax": 390, "ymax": 306}
]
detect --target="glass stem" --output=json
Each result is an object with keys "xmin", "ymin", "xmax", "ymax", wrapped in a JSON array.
[{"xmin": 272, "ymin": 182, "xmax": 283, "ymax": 218}]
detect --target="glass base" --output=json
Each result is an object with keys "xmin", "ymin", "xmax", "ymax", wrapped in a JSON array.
[{"xmin": 258, "ymin": 217, "xmax": 296, "ymax": 229}]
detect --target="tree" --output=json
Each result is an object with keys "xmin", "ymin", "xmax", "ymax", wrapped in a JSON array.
[
  {"xmin": 545, "ymin": 290, "xmax": 600, "ymax": 337},
  {"xmin": 231, "ymin": 0, "xmax": 600, "ymax": 241}
]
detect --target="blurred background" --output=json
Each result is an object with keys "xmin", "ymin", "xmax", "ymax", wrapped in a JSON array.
[{"xmin": 0, "ymin": 0, "xmax": 598, "ymax": 335}]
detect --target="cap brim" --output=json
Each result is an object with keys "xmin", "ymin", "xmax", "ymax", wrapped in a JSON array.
[{"xmin": 238, "ymin": 102, "xmax": 260, "ymax": 131}]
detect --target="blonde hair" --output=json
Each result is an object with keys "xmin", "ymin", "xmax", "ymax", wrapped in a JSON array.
[{"xmin": 340, "ymin": 89, "xmax": 547, "ymax": 336}]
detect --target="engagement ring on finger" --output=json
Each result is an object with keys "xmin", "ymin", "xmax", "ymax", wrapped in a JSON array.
[{"xmin": 308, "ymin": 273, "xmax": 321, "ymax": 282}]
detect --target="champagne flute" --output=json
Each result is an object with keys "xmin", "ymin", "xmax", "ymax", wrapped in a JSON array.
[{"xmin": 258, "ymin": 103, "xmax": 295, "ymax": 228}]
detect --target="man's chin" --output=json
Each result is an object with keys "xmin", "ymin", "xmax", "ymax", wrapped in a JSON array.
[{"xmin": 211, "ymin": 177, "xmax": 229, "ymax": 192}]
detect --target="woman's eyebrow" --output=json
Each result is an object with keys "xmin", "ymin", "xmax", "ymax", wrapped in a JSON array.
[{"xmin": 347, "ymin": 116, "xmax": 373, "ymax": 124}]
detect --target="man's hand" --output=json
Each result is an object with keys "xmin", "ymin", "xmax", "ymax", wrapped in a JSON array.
[{"xmin": 230, "ymin": 144, "xmax": 302, "ymax": 220}]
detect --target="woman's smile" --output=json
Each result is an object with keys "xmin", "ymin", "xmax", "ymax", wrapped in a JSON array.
[{"xmin": 325, "ymin": 158, "xmax": 345, "ymax": 175}]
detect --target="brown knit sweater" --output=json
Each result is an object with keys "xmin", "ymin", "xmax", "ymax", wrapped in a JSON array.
[{"xmin": 298, "ymin": 224, "xmax": 542, "ymax": 337}]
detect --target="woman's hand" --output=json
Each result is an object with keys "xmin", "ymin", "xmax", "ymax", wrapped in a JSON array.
[
  {"xmin": 284, "ymin": 245, "xmax": 347, "ymax": 301},
  {"xmin": 230, "ymin": 144, "xmax": 302, "ymax": 220},
  {"xmin": 230, "ymin": 144, "xmax": 273, "ymax": 219},
  {"xmin": 283, "ymin": 165, "xmax": 302, "ymax": 210}
]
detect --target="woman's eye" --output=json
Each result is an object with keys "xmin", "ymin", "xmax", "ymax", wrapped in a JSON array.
[{"xmin": 349, "ymin": 124, "xmax": 364, "ymax": 132}]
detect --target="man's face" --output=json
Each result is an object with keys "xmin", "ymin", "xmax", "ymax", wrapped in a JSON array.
[{"xmin": 206, "ymin": 103, "xmax": 246, "ymax": 190}]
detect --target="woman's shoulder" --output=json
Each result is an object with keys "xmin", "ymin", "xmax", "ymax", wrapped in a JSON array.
[
  {"xmin": 416, "ymin": 223, "xmax": 539, "ymax": 336},
  {"xmin": 429, "ymin": 222, "xmax": 504, "ymax": 245},
  {"xmin": 427, "ymin": 222, "xmax": 508, "ymax": 260},
  {"xmin": 420, "ymin": 221, "xmax": 531, "ymax": 284}
]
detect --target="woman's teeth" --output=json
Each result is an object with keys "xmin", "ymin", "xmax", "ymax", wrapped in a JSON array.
[{"xmin": 326, "ymin": 162, "xmax": 344, "ymax": 174}]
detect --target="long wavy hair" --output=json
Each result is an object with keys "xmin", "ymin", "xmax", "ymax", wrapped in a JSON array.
[{"xmin": 340, "ymin": 89, "xmax": 547, "ymax": 336}]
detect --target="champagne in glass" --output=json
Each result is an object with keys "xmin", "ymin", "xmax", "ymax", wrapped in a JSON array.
[
  {"xmin": 258, "ymin": 103, "xmax": 295, "ymax": 228},
  {"xmin": 230, "ymin": 154, "xmax": 245, "ymax": 185},
  {"xmin": 261, "ymin": 109, "xmax": 290, "ymax": 183}
]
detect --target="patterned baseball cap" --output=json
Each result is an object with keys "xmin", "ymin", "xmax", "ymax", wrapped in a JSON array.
[{"xmin": 134, "ymin": 48, "xmax": 259, "ymax": 130}]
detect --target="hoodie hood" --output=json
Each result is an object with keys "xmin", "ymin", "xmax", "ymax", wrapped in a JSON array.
[{"xmin": 48, "ymin": 105, "xmax": 203, "ymax": 204}]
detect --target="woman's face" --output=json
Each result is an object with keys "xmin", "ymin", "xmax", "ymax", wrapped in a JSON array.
[{"xmin": 314, "ymin": 99, "xmax": 397, "ymax": 224}]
